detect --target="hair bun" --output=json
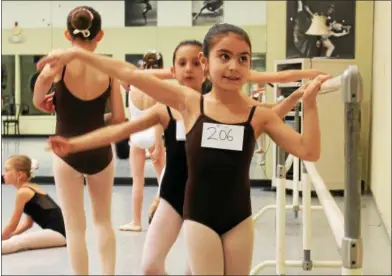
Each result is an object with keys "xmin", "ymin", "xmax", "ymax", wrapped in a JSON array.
[
  {"xmin": 30, "ymin": 158, "xmax": 40, "ymax": 173},
  {"xmin": 143, "ymin": 50, "xmax": 162, "ymax": 68},
  {"xmin": 71, "ymin": 8, "xmax": 94, "ymax": 38}
]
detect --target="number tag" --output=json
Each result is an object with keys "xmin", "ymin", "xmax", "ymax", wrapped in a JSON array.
[
  {"xmin": 176, "ymin": 120, "xmax": 186, "ymax": 141},
  {"xmin": 201, "ymin": 122, "xmax": 244, "ymax": 151}
]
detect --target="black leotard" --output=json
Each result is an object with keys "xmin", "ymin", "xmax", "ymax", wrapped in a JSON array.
[
  {"xmin": 23, "ymin": 186, "xmax": 66, "ymax": 237},
  {"xmin": 183, "ymin": 96, "xmax": 256, "ymax": 236},
  {"xmin": 54, "ymin": 66, "xmax": 113, "ymax": 175},
  {"xmin": 159, "ymin": 107, "xmax": 188, "ymax": 216}
]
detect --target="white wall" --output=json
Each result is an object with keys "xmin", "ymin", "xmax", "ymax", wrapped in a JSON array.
[
  {"xmin": 2, "ymin": 0, "xmax": 267, "ymax": 29},
  {"xmin": 192, "ymin": 1, "xmax": 205, "ymax": 12},
  {"xmin": 51, "ymin": 1, "xmax": 124, "ymax": 28},
  {"xmin": 157, "ymin": 1, "xmax": 192, "ymax": 27},
  {"xmin": 370, "ymin": 1, "xmax": 391, "ymax": 239},
  {"xmin": 2, "ymin": 1, "xmax": 125, "ymax": 29},
  {"xmin": 224, "ymin": 1, "xmax": 267, "ymax": 26},
  {"xmin": 2, "ymin": 1, "xmax": 53, "ymax": 28}
]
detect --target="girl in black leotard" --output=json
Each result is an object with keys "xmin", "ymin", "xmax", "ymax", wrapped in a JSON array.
[
  {"xmin": 38, "ymin": 23, "xmax": 329, "ymax": 274},
  {"xmin": 43, "ymin": 39, "xmax": 323, "ymax": 275},
  {"xmin": 2, "ymin": 155, "xmax": 66, "ymax": 255},
  {"xmin": 45, "ymin": 48, "xmax": 323, "ymax": 275},
  {"xmin": 46, "ymin": 40, "xmax": 204, "ymax": 275},
  {"xmin": 33, "ymin": 6, "xmax": 125, "ymax": 275}
]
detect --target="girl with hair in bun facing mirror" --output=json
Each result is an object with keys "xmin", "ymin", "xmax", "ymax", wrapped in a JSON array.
[{"xmin": 33, "ymin": 6, "xmax": 125, "ymax": 275}]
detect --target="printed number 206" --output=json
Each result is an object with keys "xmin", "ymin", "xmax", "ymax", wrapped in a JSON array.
[{"xmin": 207, "ymin": 127, "xmax": 233, "ymax": 141}]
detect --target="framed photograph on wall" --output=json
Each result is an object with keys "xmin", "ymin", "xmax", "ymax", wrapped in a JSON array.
[
  {"xmin": 192, "ymin": 0, "xmax": 224, "ymax": 26},
  {"xmin": 125, "ymin": 0, "xmax": 157, "ymax": 27},
  {"xmin": 286, "ymin": 0, "xmax": 355, "ymax": 59}
]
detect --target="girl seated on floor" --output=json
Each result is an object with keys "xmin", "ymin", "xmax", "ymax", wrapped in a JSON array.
[{"xmin": 2, "ymin": 155, "xmax": 67, "ymax": 255}]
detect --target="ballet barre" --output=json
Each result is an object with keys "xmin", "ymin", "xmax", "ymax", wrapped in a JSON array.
[{"xmin": 251, "ymin": 65, "xmax": 363, "ymax": 275}]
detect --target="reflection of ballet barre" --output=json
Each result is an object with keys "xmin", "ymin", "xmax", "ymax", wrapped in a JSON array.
[{"xmin": 251, "ymin": 65, "xmax": 363, "ymax": 275}]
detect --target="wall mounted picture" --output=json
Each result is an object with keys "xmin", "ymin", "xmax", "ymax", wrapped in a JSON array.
[
  {"xmin": 192, "ymin": 0, "xmax": 224, "ymax": 26},
  {"xmin": 286, "ymin": 0, "xmax": 355, "ymax": 59},
  {"xmin": 125, "ymin": 0, "xmax": 157, "ymax": 27}
]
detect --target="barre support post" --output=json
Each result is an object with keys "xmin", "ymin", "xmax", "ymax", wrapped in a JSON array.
[
  {"xmin": 293, "ymin": 103, "xmax": 301, "ymax": 218},
  {"xmin": 301, "ymin": 162, "xmax": 312, "ymax": 271},
  {"xmin": 276, "ymin": 145, "xmax": 287, "ymax": 275},
  {"xmin": 251, "ymin": 65, "xmax": 363, "ymax": 275},
  {"xmin": 341, "ymin": 65, "xmax": 363, "ymax": 275}
]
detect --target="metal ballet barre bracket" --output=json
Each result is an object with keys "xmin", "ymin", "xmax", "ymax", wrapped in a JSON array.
[{"xmin": 251, "ymin": 65, "xmax": 363, "ymax": 275}]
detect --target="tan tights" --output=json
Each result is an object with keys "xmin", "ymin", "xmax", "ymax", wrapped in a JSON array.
[
  {"xmin": 2, "ymin": 229, "xmax": 66, "ymax": 255},
  {"xmin": 53, "ymin": 155, "xmax": 116, "ymax": 275}
]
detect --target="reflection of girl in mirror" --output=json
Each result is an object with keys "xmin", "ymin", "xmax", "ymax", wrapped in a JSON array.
[
  {"xmin": 118, "ymin": 50, "xmax": 166, "ymax": 232},
  {"xmin": 1, "ymin": 64, "xmax": 7, "ymax": 90}
]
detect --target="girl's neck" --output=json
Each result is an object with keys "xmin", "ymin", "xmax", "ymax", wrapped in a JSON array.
[
  {"xmin": 209, "ymin": 86, "xmax": 242, "ymax": 105},
  {"xmin": 14, "ymin": 180, "xmax": 29, "ymax": 190},
  {"xmin": 72, "ymin": 41, "xmax": 95, "ymax": 52}
]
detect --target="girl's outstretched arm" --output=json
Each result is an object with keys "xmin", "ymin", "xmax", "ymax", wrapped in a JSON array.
[
  {"xmin": 246, "ymin": 85, "xmax": 303, "ymax": 119},
  {"xmin": 248, "ymin": 69, "xmax": 325, "ymax": 84},
  {"xmin": 33, "ymin": 64, "xmax": 62, "ymax": 112},
  {"xmin": 271, "ymin": 89, "xmax": 303, "ymax": 118},
  {"xmin": 11, "ymin": 216, "xmax": 34, "ymax": 236},
  {"xmin": 48, "ymin": 105, "xmax": 162, "ymax": 156},
  {"xmin": 260, "ymin": 75, "xmax": 330, "ymax": 161},
  {"xmin": 37, "ymin": 48, "xmax": 193, "ymax": 112}
]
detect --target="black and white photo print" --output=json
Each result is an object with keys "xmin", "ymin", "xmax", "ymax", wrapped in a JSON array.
[
  {"xmin": 125, "ymin": 0, "xmax": 157, "ymax": 27},
  {"xmin": 192, "ymin": 0, "xmax": 224, "ymax": 26},
  {"xmin": 286, "ymin": 0, "xmax": 355, "ymax": 59}
]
